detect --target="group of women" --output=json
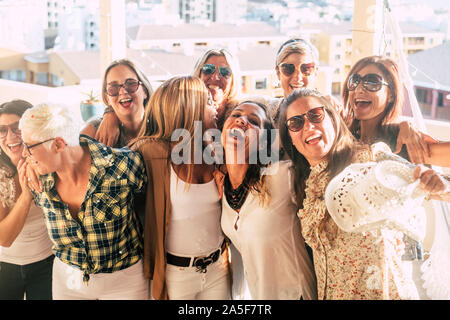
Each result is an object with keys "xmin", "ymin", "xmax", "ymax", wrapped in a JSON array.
[{"xmin": 1, "ymin": 38, "xmax": 449, "ymax": 300}]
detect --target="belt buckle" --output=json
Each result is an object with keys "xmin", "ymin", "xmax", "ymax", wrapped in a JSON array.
[{"xmin": 193, "ymin": 250, "xmax": 219, "ymax": 273}]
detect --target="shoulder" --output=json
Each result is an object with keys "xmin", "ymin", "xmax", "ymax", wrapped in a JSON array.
[
  {"xmin": 261, "ymin": 160, "xmax": 292, "ymax": 182},
  {"xmin": 129, "ymin": 137, "xmax": 171, "ymax": 159}
]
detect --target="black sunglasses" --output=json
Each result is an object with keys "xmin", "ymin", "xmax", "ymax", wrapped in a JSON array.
[
  {"xmin": 279, "ymin": 62, "xmax": 316, "ymax": 77},
  {"xmin": 106, "ymin": 78, "xmax": 142, "ymax": 96},
  {"xmin": 23, "ymin": 138, "xmax": 55, "ymax": 155},
  {"xmin": 347, "ymin": 73, "xmax": 390, "ymax": 92},
  {"xmin": 201, "ymin": 64, "xmax": 232, "ymax": 78},
  {"xmin": 0, "ymin": 121, "xmax": 21, "ymax": 138},
  {"xmin": 286, "ymin": 106, "xmax": 325, "ymax": 132}
]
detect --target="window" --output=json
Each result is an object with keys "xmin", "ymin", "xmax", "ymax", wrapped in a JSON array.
[
  {"xmin": 416, "ymin": 88, "xmax": 428, "ymax": 104},
  {"xmin": 438, "ymin": 92, "xmax": 443, "ymax": 107},
  {"xmin": 332, "ymin": 82, "xmax": 341, "ymax": 95},
  {"xmin": 255, "ymin": 78, "xmax": 267, "ymax": 90}
]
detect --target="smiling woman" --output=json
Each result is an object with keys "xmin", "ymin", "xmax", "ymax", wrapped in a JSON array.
[{"xmin": 0, "ymin": 99, "xmax": 54, "ymax": 300}]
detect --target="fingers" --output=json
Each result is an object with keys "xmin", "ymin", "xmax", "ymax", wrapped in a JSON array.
[
  {"xmin": 418, "ymin": 168, "xmax": 447, "ymax": 194},
  {"xmin": 17, "ymin": 159, "xmax": 32, "ymax": 195}
]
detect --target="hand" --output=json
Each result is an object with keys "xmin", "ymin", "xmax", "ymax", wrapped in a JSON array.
[
  {"xmin": 24, "ymin": 157, "xmax": 42, "ymax": 192},
  {"xmin": 95, "ymin": 111, "xmax": 120, "ymax": 147},
  {"xmin": 413, "ymin": 165, "xmax": 449, "ymax": 195},
  {"xmin": 17, "ymin": 159, "xmax": 33, "ymax": 200},
  {"xmin": 395, "ymin": 121, "xmax": 438, "ymax": 164}
]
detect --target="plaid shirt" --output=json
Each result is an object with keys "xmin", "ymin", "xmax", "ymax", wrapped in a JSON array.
[{"xmin": 32, "ymin": 135, "xmax": 147, "ymax": 284}]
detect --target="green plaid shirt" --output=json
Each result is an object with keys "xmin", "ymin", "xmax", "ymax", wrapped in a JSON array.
[{"xmin": 32, "ymin": 135, "xmax": 147, "ymax": 284}]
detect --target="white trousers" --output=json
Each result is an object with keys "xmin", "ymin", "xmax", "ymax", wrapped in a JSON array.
[
  {"xmin": 52, "ymin": 257, "xmax": 149, "ymax": 300},
  {"xmin": 165, "ymin": 253, "xmax": 231, "ymax": 300}
]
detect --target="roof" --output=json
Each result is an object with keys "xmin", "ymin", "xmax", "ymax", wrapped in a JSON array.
[
  {"xmin": 408, "ymin": 42, "xmax": 450, "ymax": 90},
  {"xmin": 128, "ymin": 22, "xmax": 283, "ymax": 41},
  {"xmin": 300, "ymin": 21, "xmax": 441, "ymax": 36}
]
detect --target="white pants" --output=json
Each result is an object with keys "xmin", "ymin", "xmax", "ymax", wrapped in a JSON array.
[
  {"xmin": 166, "ymin": 253, "xmax": 230, "ymax": 300},
  {"xmin": 52, "ymin": 257, "xmax": 149, "ymax": 300}
]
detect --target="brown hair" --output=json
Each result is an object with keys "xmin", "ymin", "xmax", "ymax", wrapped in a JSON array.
[
  {"xmin": 0, "ymin": 99, "xmax": 33, "ymax": 177},
  {"xmin": 279, "ymin": 88, "xmax": 362, "ymax": 206},
  {"xmin": 342, "ymin": 56, "xmax": 403, "ymax": 135},
  {"xmin": 101, "ymin": 58, "xmax": 154, "ymax": 108}
]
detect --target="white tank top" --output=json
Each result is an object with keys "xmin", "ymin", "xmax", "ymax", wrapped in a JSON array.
[
  {"xmin": 0, "ymin": 202, "xmax": 53, "ymax": 265},
  {"xmin": 166, "ymin": 166, "xmax": 224, "ymax": 256}
]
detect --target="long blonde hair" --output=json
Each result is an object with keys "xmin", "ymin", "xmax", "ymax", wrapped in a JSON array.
[{"xmin": 137, "ymin": 76, "xmax": 210, "ymax": 186}]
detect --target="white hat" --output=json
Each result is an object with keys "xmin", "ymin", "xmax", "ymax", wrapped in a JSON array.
[{"xmin": 325, "ymin": 160, "xmax": 427, "ymax": 241}]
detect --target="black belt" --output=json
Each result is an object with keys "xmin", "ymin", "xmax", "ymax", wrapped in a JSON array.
[{"xmin": 166, "ymin": 240, "xmax": 227, "ymax": 272}]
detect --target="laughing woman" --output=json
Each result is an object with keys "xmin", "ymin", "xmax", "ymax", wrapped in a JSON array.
[
  {"xmin": 82, "ymin": 59, "xmax": 153, "ymax": 147},
  {"xmin": 0, "ymin": 100, "xmax": 54, "ymax": 300},
  {"xmin": 220, "ymin": 101, "xmax": 317, "ymax": 300},
  {"xmin": 279, "ymin": 88, "xmax": 448, "ymax": 299}
]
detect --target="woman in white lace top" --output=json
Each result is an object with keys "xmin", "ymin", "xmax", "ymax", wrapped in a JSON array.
[{"xmin": 278, "ymin": 88, "xmax": 448, "ymax": 299}]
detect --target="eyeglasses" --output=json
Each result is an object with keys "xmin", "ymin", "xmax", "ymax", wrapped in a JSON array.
[
  {"xmin": 106, "ymin": 79, "xmax": 142, "ymax": 96},
  {"xmin": 0, "ymin": 121, "xmax": 21, "ymax": 138},
  {"xmin": 347, "ymin": 73, "xmax": 390, "ymax": 92},
  {"xmin": 201, "ymin": 64, "xmax": 232, "ymax": 79},
  {"xmin": 279, "ymin": 62, "xmax": 316, "ymax": 77},
  {"xmin": 286, "ymin": 106, "xmax": 325, "ymax": 132},
  {"xmin": 22, "ymin": 138, "xmax": 55, "ymax": 155}
]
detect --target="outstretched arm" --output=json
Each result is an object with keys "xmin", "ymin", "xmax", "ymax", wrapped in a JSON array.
[{"xmin": 94, "ymin": 111, "xmax": 120, "ymax": 147}]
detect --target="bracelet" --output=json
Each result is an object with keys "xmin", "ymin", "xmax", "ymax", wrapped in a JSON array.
[{"xmin": 103, "ymin": 106, "xmax": 114, "ymax": 115}]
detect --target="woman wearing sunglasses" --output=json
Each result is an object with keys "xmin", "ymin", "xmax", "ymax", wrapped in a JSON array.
[
  {"xmin": 219, "ymin": 101, "xmax": 317, "ymax": 299},
  {"xmin": 263, "ymin": 39, "xmax": 344, "ymax": 125},
  {"xmin": 0, "ymin": 100, "xmax": 54, "ymax": 300},
  {"xmin": 192, "ymin": 48, "xmax": 240, "ymax": 130},
  {"xmin": 342, "ymin": 56, "xmax": 439, "ymax": 165},
  {"xmin": 279, "ymin": 88, "xmax": 448, "ymax": 299},
  {"xmin": 81, "ymin": 59, "xmax": 153, "ymax": 147}
]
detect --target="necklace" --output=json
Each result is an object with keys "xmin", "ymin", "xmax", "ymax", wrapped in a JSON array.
[{"xmin": 224, "ymin": 174, "xmax": 249, "ymax": 211}]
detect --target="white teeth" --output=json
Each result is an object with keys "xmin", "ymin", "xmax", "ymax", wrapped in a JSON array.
[
  {"xmin": 355, "ymin": 99, "xmax": 370, "ymax": 103},
  {"xmin": 305, "ymin": 134, "xmax": 321, "ymax": 143},
  {"xmin": 119, "ymin": 98, "xmax": 132, "ymax": 103},
  {"xmin": 8, "ymin": 143, "xmax": 21, "ymax": 147},
  {"xmin": 208, "ymin": 85, "xmax": 221, "ymax": 90}
]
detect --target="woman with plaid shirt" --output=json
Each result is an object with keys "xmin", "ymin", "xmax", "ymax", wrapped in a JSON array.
[{"xmin": 19, "ymin": 102, "xmax": 149, "ymax": 300}]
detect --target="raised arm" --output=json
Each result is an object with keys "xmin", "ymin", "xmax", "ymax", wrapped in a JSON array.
[{"xmin": 394, "ymin": 121, "xmax": 439, "ymax": 164}]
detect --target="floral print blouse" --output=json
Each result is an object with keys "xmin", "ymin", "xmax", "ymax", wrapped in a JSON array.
[{"xmin": 298, "ymin": 143, "xmax": 420, "ymax": 300}]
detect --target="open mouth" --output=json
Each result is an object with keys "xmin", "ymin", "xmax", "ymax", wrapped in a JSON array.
[
  {"xmin": 229, "ymin": 127, "xmax": 246, "ymax": 141},
  {"xmin": 305, "ymin": 133, "xmax": 322, "ymax": 145},
  {"xmin": 7, "ymin": 142, "xmax": 22, "ymax": 153},
  {"xmin": 354, "ymin": 98, "xmax": 372, "ymax": 109},
  {"xmin": 290, "ymin": 82, "xmax": 304, "ymax": 90},
  {"xmin": 119, "ymin": 98, "xmax": 133, "ymax": 108}
]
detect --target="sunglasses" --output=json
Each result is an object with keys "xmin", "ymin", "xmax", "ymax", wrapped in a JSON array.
[
  {"xmin": 0, "ymin": 121, "xmax": 21, "ymax": 138},
  {"xmin": 106, "ymin": 79, "xmax": 142, "ymax": 96},
  {"xmin": 22, "ymin": 138, "xmax": 55, "ymax": 156},
  {"xmin": 347, "ymin": 73, "xmax": 390, "ymax": 92},
  {"xmin": 279, "ymin": 62, "xmax": 316, "ymax": 77},
  {"xmin": 201, "ymin": 64, "xmax": 232, "ymax": 78},
  {"xmin": 286, "ymin": 106, "xmax": 325, "ymax": 132}
]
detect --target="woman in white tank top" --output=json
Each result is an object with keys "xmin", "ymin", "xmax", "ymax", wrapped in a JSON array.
[
  {"xmin": 0, "ymin": 100, "xmax": 54, "ymax": 300},
  {"xmin": 130, "ymin": 76, "xmax": 230, "ymax": 300}
]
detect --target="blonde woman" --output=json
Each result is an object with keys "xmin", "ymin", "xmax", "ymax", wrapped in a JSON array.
[
  {"xmin": 129, "ymin": 76, "xmax": 230, "ymax": 300},
  {"xmin": 192, "ymin": 48, "xmax": 241, "ymax": 129},
  {"xmin": 82, "ymin": 59, "xmax": 153, "ymax": 147}
]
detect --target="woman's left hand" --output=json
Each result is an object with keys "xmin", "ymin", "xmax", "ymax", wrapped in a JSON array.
[{"xmin": 395, "ymin": 121, "xmax": 439, "ymax": 164}]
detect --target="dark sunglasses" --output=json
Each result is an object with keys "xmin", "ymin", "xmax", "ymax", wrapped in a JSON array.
[
  {"xmin": 22, "ymin": 138, "xmax": 55, "ymax": 155},
  {"xmin": 347, "ymin": 73, "xmax": 390, "ymax": 92},
  {"xmin": 279, "ymin": 62, "xmax": 316, "ymax": 77},
  {"xmin": 0, "ymin": 121, "xmax": 21, "ymax": 138},
  {"xmin": 201, "ymin": 64, "xmax": 232, "ymax": 78},
  {"xmin": 106, "ymin": 78, "xmax": 142, "ymax": 96},
  {"xmin": 286, "ymin": 106, "xmax": 325, "ymax": 132}
]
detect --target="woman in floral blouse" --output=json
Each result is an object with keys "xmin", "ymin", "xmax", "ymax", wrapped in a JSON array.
[{"xmin": 278, "ymin": 88, "xmax": 448, "ymax": 299}]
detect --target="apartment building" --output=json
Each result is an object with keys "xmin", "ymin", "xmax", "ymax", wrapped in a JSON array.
[{"xmin": 304, "ymin": 21, "xmax": 445, "ymax": 95}]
